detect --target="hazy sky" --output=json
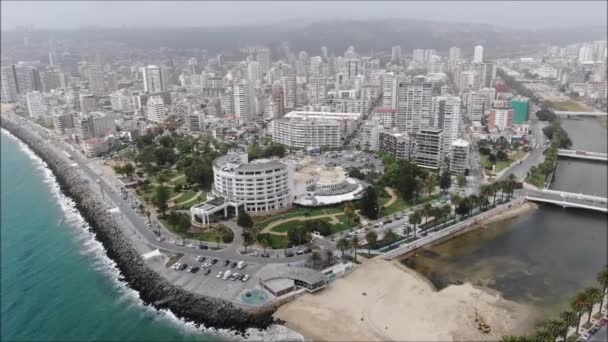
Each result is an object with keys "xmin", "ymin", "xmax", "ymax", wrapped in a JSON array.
[{"xmin": 1, "ymin": 1, "xmax": 606, "ymax": 31}]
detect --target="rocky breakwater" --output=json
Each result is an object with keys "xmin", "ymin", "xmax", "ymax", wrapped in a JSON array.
[{"xmin": 1, "ymin": 116, "xmax": 276, "ymax": 335}]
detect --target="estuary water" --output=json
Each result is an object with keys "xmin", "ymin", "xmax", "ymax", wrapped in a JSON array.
[{"xmin": 402, "ymin": 117, "xmax": 608, "ymax": 320}]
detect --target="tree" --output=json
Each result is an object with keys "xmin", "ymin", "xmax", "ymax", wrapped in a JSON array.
[
  {"xmin": 531, "ymin": 326, "xmax": 553, "ymax": 342},
  {"xmin": 343, "ymin": 202, "xmax": 355, "ymax": 226},
  {"xmin": 383, "ymin": 229, "xmax": 399, "ymax": 245},
  {"xmin": 176, "ymin": 215, "xmax": 191, "ymax": 235},
  {"xmin": 123, "ymin": 163, "xmax": 135, "ymax": 177},
  {"xmin": 158, "ymin": 135, "xmax": 174, "ymax": 148},
  {"xmin": 585, "ymin": 287, "xmax": 603, "ymax": 321},
  {"xmin": 351, "ymin": 235, "xmax": 360, "ymax": 262},
  {"xmin": 360, "ymin": 186, "xmax": 379, "ymax": 219},
  {"xmin": 424, "ymin": 173, "xmax": 437, "ymax": 197},
  {"xmin": 247, "ymin": 143, "xmax": 262, "ymax": 161},
  {"xmin": 456, "ymin": 174, "xmax": 467, "ymax": 188},
  {"xmin": 597, "ymin": 266, "xmax": 608, "ymax": 310},
  {"xmin": 184, "ymin": 159, "xmax": 214, "ymax": 189},
  {"xmin": 154, "ymin": 185, "xmax": 170, "ymax": 216},
  {"xmin": 455, "ymin": 197, "xmax": 470, "ymax": 218},
  {"xmin": 421, "ymin": 203, "xmax": 433, "ymax": 226},
  {"xmin": 409, "ymin": 210, "xmax": 422, "ymax": 239},
  {"xmin": 167, "ymin": 210, "xmax": 180, "ymax": 232},
  {"xmin": 547, "ymin": 319, "xmax": 567, "ymax": 342},
  {"xmin": 365, "ymin": 231, "xmax": 378, "ymax": 253},
  {"xmin": 570, "ymin": 291, "xmax": 590, "ymax": 334},
  {"xmin": 336, "ymin": 238, "xmax": 350, "ymax": 259},
  {"xmin": 560, "ymin": 311, "xmax": 579, "ymax": 341},
  {"xmin": 260, "ymin": 239, "xmax": 269, "ymax": 254},
  {"xmin": 439, "ymin": 169, "xmax": 452, "ymax": 193},
  {"xmin": 237, "ymin": 211, "xmax": 254, "ymax": 229},
  {"xmin": 153, "ymin": 146, "xmax": 177, "ymax": 166},
  {"xmin": 215, "ymin": 235, "xmax": 221, "ymax": 249},
  {"xmin": 349, "ymin": 168, "xmax": 365, "ymax": 180}
]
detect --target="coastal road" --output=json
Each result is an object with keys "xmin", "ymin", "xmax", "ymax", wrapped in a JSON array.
[{"xmin": 10, "ymin": 114, "xmax": 311, "ymax": 265}]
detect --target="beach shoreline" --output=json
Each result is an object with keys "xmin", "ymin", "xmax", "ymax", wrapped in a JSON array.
[{"xmin": 275, "ymin": 201, "xmax": 539, "ymax": 341}]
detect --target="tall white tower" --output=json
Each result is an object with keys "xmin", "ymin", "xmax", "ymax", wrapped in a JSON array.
[
  {"xmin": 473, "ymin": 45, "xmax": 484, "ymax": 64},
  {"xmin": 142, "ymin": 65, "xmax": 164, "ymax": 93}
]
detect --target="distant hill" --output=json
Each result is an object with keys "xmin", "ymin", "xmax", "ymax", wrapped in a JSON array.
[{"xmin": 1, "ymin": 19, "xmax": 605, "ymax": 57}]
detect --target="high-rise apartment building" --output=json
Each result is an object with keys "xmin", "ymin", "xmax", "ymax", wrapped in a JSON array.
[
  {"xmin": 487, "ymin": 108, "xmax": 513, "ymax": 130},
  {"xmin": 449, "ymin": 139, "xmax": 470, "ymax": 175},
  {"xmin": 85, "ymin": 64, "xmax": 105, "ymax": 97},
  {"xmin": 307, "ymin": 77, "xmax": 327, "ymax": 105},
  {"xmin": 280, "ymin": 75, "xmax": 297, "ymax": 111},
  {"xmin": 449, "ymin": 47, "xmax": 461, "ymax": 62},
  {"xmin": 412, "ymin": 49, "xmax": 425, "ymax": 64},
  {"xmin": 432, "ymin": 96, "xmax": 461, "ymax": 154},
  {"xmin": 391, "ymin": 46, "xmax": 401, "ymax": 62},
  {"xmin": 256, "ymin": 47, "xmax": 271, "ymax": 75},
  {"xmin": 26, "ymin": 91, "xmax": 47, "ymax": 119},
  {"xmin": 233, "ymin": 80, "xmax": 255, "ymax": 121},
  {"xmin": 415, "ymin": 128, "xmax": 444, "ymax": 170},
  {"xmin": 465, "ymin": 91, "xmax": 486, "ymax": 122},
  {"xmin": 247, "ymin": 61, "xmax": 260, "ymax": 83},
  {"xmin": 142, "ymin": 65, "xmax": 164, "ymax": 93},
  {"xmin": 395, "ymin": 79, "xmax": 433, "ymax": 136},
  {"xmin": 146, "ymin": 95, "xmax": 165, "ymax": 123},
  {"xmin": 1, "ymin": 66, "xmax": 19, "ymax": 102},
  {"xmin": 382, "ymin": 72, "xmax": 397, "ymax": 109},
  {"xmin": 473, "ymin": 45, "xmax": 484, "ymax": 63}
]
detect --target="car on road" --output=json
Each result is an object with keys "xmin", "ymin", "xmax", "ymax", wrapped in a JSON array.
[
  {"xmin": 172, "ymin": 263, "xmax": 187, "ymax": 271},
  {"xmin": 241, "ymin": 274, "xmax": 250, "ymax": 282},
  {"xmin": 285, "ymin": 252, "xmax": 295, "ymax": 257},
  {"xmin": 174, "ymin": 240, "xmax": 185, "ymax": 246},
  {"xmin": 260, "ymin": 253, "xmax": 270, "ymax": 258},
  {"xmin": 186, "ymin": 243, "xmax": 196, "ymax": 248},
  {"xmin": 204, "ymin": 269, "xmax": 211, "ymax": 276},
  {"xmin": 296, "ymin": 250, "xmax": 304, "ymax": 255},
  {"xmin": 249, "ymin": 252, "xmax": 259, "ymax": 257},
  {"xmin": 198, "ymin": 244, "xmax": 208, "ymax": 250},
  {"xmin": 187, "ymin": 266, "xmax": 199, "ymax": 273}
]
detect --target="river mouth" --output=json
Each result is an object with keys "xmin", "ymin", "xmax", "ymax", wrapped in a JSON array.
[{"xmin": 400, "ymin": 204, "xmax": 608, "ymax": 320}]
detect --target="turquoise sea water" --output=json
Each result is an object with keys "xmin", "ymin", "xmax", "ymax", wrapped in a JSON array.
[{"xmin": 0, "ymin": 130, "xmax": 218, "ymax": 341}]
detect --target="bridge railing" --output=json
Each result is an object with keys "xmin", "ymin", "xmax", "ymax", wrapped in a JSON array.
[{"xmin": 531, "ymin": 189, "xmax": 608, "ymax": 203}]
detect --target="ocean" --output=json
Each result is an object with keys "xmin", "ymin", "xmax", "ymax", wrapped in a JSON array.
[{"xmin": 0, "ymin": 129, "xmax": 299, "ymax": 341}]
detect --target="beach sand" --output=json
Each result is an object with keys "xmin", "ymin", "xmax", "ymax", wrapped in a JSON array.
[{"xmin": 274, "ymin": 202, "xmax": 539, "ymax": 341}]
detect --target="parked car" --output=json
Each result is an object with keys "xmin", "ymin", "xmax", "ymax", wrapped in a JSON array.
[
  {"xmin": 222, "ymin": 270, "xmax": 231, "ymax": 280},
  {"xmin": 237, "ymin": 261, "xmax": 247, "ymax": 269},
  {"xmin": 249, "ymin": 252, "xmax": 259, "ymax": 257},
  {"xmin": 195, "ymin": 256, "xmax": 205, "ymax": 262},
  {"xmin": 187, "ymin": 266, "xmax": 199, "ymax": 273},
  {"xmin": 296, "ymin": 250, "xmax": 304, "ymax": 255},
  {"xmin": 223, "ymin": 259, "xmax": 231, "ymax": 267},
  {"xmin": 230, "ymin": 262, "xmax": 237, "ymax": 268},
  {"xmin": 260, "ymin": 253, "xmax": 270, "ymax": 258},
  {"xmin": 211, "ymin": 258, "xmax": 219, "ymax": 265},
  {"xmin": 198, "ymin": 244, "xmax": 209, "ymax": 250},
  {"xmin": 216, "ymin": 271, "xmax": 223, "ymax": 278},
  {"xmin": 285, "ymin": 252, "xmax": 295, "ymax": 257},
  {"xmin": 204, "ymin": 269, "xmax": 211, "ymax": 276},
  {"xmin": 230, "ymin": 273, "xmax": 240, "ymax": 281},
  {"xmin": 241, "ymin": 274, "xmax": 250, "ymax": 282}
]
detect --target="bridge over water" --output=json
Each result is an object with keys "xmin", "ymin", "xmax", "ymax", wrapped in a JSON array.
[
  {"xmin": 554, "ymin": 111, "xmax": 608, "ymax": 117},
  {"xmin": 523, "ymin": 188, "xmax": 608, "ymax": 213},
  {"xmin": 557, "ymin": 149, "xmax": 608, "ymax": 162}
]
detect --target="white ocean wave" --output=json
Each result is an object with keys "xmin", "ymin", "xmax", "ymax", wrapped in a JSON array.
[{"xmin": 2, "ymin": 128, "xmax": 304, "ymax": 341}]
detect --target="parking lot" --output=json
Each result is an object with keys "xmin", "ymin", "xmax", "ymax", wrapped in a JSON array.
[{"xmin": 145, "ymin": 251, "xmax": 268, "ymax": 304}]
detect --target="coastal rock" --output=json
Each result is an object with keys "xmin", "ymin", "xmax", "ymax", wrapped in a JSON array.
[{"xmin": 1, "ymin": 117, "xmax": 276, "ymax": 334}]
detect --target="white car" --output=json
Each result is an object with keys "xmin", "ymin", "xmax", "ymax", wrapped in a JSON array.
[
  {"xmin": 222, "ymin": 270, "xmax": 232, "ymax": 280},
  {"xmin": 216, "ymin": 271, "xmax": 223, "ymax": 278},
  {"xmin": 241, "ymin": 274, "xmax": 250, "ymax": 282}
]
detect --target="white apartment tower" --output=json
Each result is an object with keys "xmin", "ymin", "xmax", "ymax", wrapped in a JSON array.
[
  {"xmin": 395, "ymin": 79, "xmax": 433, "ymax": 137},
  {"xmin": 233, "ymin": 80, "xmax": 255, "ymax": 121},
  {"xmin": 382, "ymin": 72, "xmax": 397, "ymax": 109},
  {"xmin": 280, "ymin": 75, "xmax": 297, "ymax": 111},
  {"xmin": 473, "ymin": 45, "xmax": 484, "ymax": 64},
  {"xmin": 432, "ymin": 96, "xmax": 461, "ymax": 154},
  {"xmin": 86, "ymin": 64, "xmax": 105, "ymax": 97},
  {"xmin": 449, "ymin": 47, "xmax": 461, "ymax": 62},
  {"xmin": 391, "ymin": 46, "xmax": 401, "ymax": 62},
  {"xmin": 142, "ymin": 65, "xmax": 164, "ymax": 93},
  {"xmin": 26, "ymin": 91, "xmax": 47, "ymax": 119},
  {"xmin": 449, "ymin": 139, "xmax": 470, "ymax": 175},
  {"xmin": 247, "ymin": 61, "xmax": 261, "ymax": 83},
  {"xmin": 146, "ymin": 95, "xmax": 165, "ymax": 123}
]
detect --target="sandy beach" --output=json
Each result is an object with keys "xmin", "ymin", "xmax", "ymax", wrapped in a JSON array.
[{"xmin": 275, "ymin": 202, "xmax": 539, "ymax": 341}]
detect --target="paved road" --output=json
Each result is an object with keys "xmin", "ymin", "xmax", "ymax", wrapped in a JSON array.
[
  {"xmin": 10, "ymin": 114, "xmax": 311, "ymax": 265},
  {"xmin": 589, "ymin": 325, "xmax": 607, "ymax": 342}
]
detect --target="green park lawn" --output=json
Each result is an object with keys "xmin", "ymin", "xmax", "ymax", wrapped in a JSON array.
[
  {"xmin": 257, "ymin": 233, "xmax": 289, "ymax": 249},
  {"xmin": 253, "ymin": 206, "xmax": 343, "ymax": 229},
  {"xmin": 482, "ymin": 149, "xmax": 527, "ymax": 172},
  {"xmin": 329, "ymin": 214, "xmax": 358, "ymax": 234},
  {"xmin": 173, "ymin": 190, "xmax": 198, "ymax": 204}
]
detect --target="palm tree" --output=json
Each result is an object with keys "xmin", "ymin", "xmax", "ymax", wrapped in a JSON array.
[
  {"xmin": 491, "ymin": 182, "xmax": 499, "ymax": 206},
  {"xmin": 479, "ymin": 183, "xmax": 493, "ymax": 206},
  {"xmin": 571, "ymin": 291, "xmax": 590, "ymax": 334},
  {"xmin": 560, "ymin": 311, "xmax": 578, "ymax": 341},
  {"xmin": 431, "ymin": 206, "xmax": 443, "ymax": 231},
  {"xmin": 585, "ymin": 287, "xmax": 603, "ymax": 320},
  {"xmin": 532, "ymin": 326, "xmax": 553, "ymax": 342},
  {"xmin": 336, "ymin": 238, "xmax": 350, "ymax": 259},
  {"xmin": 442, "ymin": 204, "xmax": 452, "ymax": 224},
  {"xmin": 365, "ymin": 231, "xmax": 378, "ymax": 253},
  {"xmin": 597, "ymin": 266, "xmax": 608, "ymax": 310},
  {"xmin": 421, "ymin": 202, "xmax": 433, "ymax": 226},
  {"xmin": 547, "ymin": 319, "xmax": 567, "ymax": 342},
  {"xmin": 469, "ymin": 194, "xmax": 479, "ymax": 214},
  {"xmin": 351, "ymin": 235, "xmax": 360, "ymax": 262},
  {"xmin": 215, "ymin": 235, "xmax": 221, "ymax": 249},
  {"xmin": 409, "ymin": 210, "xmax": 422, "ymax": 239}
]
